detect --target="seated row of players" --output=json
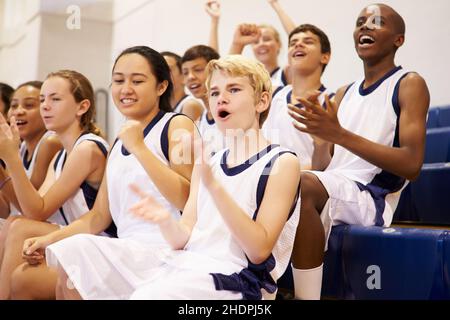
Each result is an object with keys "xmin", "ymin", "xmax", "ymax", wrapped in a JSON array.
[{"xmin": 0, "ymin": 3, "xmax": 429, "ymax": 299}]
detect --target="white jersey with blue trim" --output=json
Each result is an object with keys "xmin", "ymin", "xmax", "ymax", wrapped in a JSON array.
[
  {"xmin": 107, "ymin": 111, "xmax": 181, "ymax": 243},
  {"xmin": 315, "ymin": 66, "xmax": 411, "ymax": 229},
  {"xmin": 47, "ymin": 133, "xmax": 109, "ymax": 226},
  {"xmin": 262, "ymin": 84, "xmax": 335, "ymax": 168},
  {"xmin": 162, "ymin": 144, "xmax": 301, "ymax": 299},
  {"xmin": 10, "ymin": 131, "xmax": 55, "ymax": 216},
  {"xmin": 197, "ymin": 110, "xmax": 225, "ymax": 154},
  {"xmin": 326, "ymin": 66, "xmax": 409, "ymax": 185},
  {"xmin": 270, "ymin": 66, "xmax": 288, "ymax": 89},
  {"xmin": 173, "ymin": 94, "xmax": 204, "ymax": 115},
  {"xmin": 19, "ymin": 131, "xmax": 54, "ymax": 178}
]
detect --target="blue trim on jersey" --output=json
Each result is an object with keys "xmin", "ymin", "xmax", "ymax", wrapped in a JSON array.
[
  {"xmin": 253, "ymin": 151, "xmax": 298, "ymax": 220},
  {"xmin": 220, "ymin": 144, "xmax": 279, "ymax": 176},
  {"xmin": 173, "ymin": 94, "xmax": 188, "ymax": 112},
  {"xmin": 55, "ymin": 149, "xmax": 69, "ymax": 226},
  {"xmin": 270, "ymin": 67, "xmax": 280, "ymax": 77},
  {"xmin": 281, "ymin": 69, "xmax": 288, "ymax": 86},
  {"xmin": 160, "ymin": 114, "xmax": 188, "ymax": 162},
  {"xmin": 79, "ymin": 179, "xmax": 117, "ymax": 237},
  {"xmin": 22, "ymin": 149, "xmax": 32, "ymax": 170},
  {"xmin": 90, "ymin": 140, "xmax": 108, "ymax": 157},
  {"xmin": 55, "ymin": 135, "xmax": 108, "ymax": 225},
  {"xmin": 272, "ymin": 86, "xmax": 283, "ymax": 98},
  {"xmin": 286, "ymin": 89, "xmax": 293, "ymax": 104},
  {"xmin": 110, "ymin": 138, "xmax": 119, "ymax": 154},
  {"xmin": 205, "ymin": 113, "xmax": 215, "ymax": 125},
  {"xmin": 53, "ymin": 150, "xmax": 65, "ymax": 171},
  {"xmin": 121, "ymin": 110, "xmax": 166, "ymax": 156},
  {"xmin": 79, "ymin": 138, "xmax": 108, "ymax": 207},
  {"xmin": 211, "ymin": 254, "xmax": 277, "ymax": 300},
  {"xmin": 287, "ymin": 85, "xmax": 327, "ymax": 109},
  {"xmin": 58, "ymin": 207, "xmax": 69, "ymax": 225},
  {"xmin": 355, "ymin": 176, "xmax": 404, "ymax": 226},
  {"xmin": 359, "ymin": 66, "xmax": 402, "ymax": 96},
  {"xmin": 286, "ymin": 90, "xmax": 302, "ymax": 109},
  {"xmin": 343, "ymin": 83, "xmax": 355, "ymax": 99},
  {"xmin": 80, "ymin": 182, "xmax": 97, "ymax": 210},
  {"xmin": 392, "ymin": 73, "xmax": 410, "ymax": 148}
]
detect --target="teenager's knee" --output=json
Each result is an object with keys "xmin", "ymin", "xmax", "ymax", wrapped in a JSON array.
[
  {"xmin": 5, "ymin": 218, "xmax": 33, "ymax": 245},
  {"xmin": 8, "ymin": 218, "xmax": 33, "ymax": 237},
  {"xmin": 300, "ymin": 172, "xmax": 328, "ymax": 211},
  {"xmin": 0, "ymin": 216, "xmax": 23, "ymax": 238}
]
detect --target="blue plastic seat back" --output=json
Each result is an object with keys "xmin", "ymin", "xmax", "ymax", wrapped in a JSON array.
[
  {"xmin": 438, "ymin": 106, "xmax": 450, "ymax": 128},
  {"xmin": 424, "ymin": 127, "xmax": 450, "ymax": 163},
  {"xmin": 411, "ymin": 163, "xmax": 450, "ymax": 225},
  {"xmin": 427, "ymin": 108, "xmax": 439, "ymax": 129}
]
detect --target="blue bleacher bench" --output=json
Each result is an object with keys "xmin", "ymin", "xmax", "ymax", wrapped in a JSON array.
[{"xmin": 278, "ymin": 225, "xmax": 450, "ymax": 300}]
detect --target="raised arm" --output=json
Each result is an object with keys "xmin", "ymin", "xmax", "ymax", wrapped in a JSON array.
[
  {"xmin": 0, "ymin": 136, "xmax": 61, "ymax": 214},
  {"xmin": 267, "ymin": 0, "xmax": 296, "ymax": 34},
  {"xmin": 291, "ymin": 73, "xmax": 429, "ymax": 180},
  {"xmin": 229, "ymin": 23, "xmax": 261, "ymax": 54},
  {"xmin": 9, "ymin": 141, "xmax": 105, "ymax": 220},
  {"xmin": 205, "ymin": 0, "xmax": 221, "ymax": 52},
  {"xmin": 0, "ymin": 117, "xmax": 106, "ymax": 220}
]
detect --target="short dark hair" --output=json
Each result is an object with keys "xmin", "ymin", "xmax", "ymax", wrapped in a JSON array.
[
  {"xmin": 113, "ymin": 46, "xmax": 173, "ymax": 113},
  {"xmin": 161, "ymin": 51, "xmax": 182, "ymax": 72},
  {"xmin": 289, "ymin": 24, "xmax": 331, "ymax": 72},
  {"xmin": 181, "ymin": 45, "xmax": 220, "ymax": 65},
  {"xmin": 0, "ymin": 82, "xmax": 14, "ymax": 116}
]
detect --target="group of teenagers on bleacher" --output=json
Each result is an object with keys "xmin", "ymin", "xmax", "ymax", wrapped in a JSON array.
[{"xmin": 0, "ymin": 0, "xmax": 430, "ymax": 300}]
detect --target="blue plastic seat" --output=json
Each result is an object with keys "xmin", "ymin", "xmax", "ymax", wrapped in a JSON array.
[
  {"xmin": 438, "ymin": 106, "xmax": 450, "ymax": 128},
  {"xmin": 424, "ymin": 127, "xmax": 450, "ymax": 163},
  {"xmin": 341, "ymin": 226, "xmax": 447, "ymax": 299},
  {"xmin": 427, "ymin": 108, "xmax": 440, "ymax": 129}
]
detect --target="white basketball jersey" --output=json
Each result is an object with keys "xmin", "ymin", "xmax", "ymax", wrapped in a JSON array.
[
  {"xmin": 183, "ymin": 144, "xmax": 300, "ymax": 299},
  {"xmin": 262, "ymin": 84, "xmax": 335, "ymax": 168},
  {"xmin": 270, "ymin": 67, "xmax": 288, "ymax": 89},
  {"xmin": 107, "ymin": 111, "xmax": 181, "ymax": 243},
  {"xmin": 197, "ymin": 110, "xmax": 225, "ymax": 154},
  {"xmin": 326, "ymin": 66, "xmax": 410, "ymax": 226},
  {"xmin": 19, "ymin": 131, "xmax": 54, "ymax": 178},
  {"xmin": 48, "ymin": 133, "xmax": 109, "ymax": 226}
]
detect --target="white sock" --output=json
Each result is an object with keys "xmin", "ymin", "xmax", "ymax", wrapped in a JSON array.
[{"xmin": 292, "ymin": 263, "xmax": 323, "ymax": 300}]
